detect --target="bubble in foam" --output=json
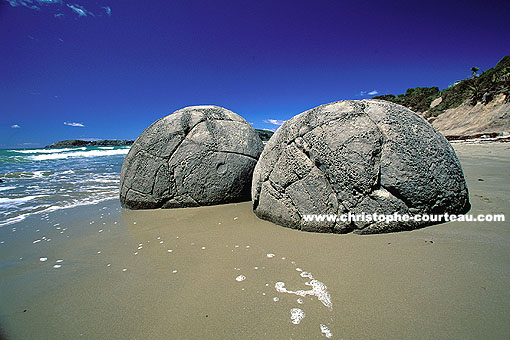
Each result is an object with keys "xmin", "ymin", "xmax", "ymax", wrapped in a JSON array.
[
  {"xmin": 290, "ymin": 308, "xmax": 305, "ymax": 325},
  {"xmin": 235, "ymin": 275, "xmax": 246, "ymax": 282},
  {"xmin": 297, "ymin": 298, "xmax": 303, "ymax": 304},
  {"xmin": 320, "ymin": 324, "xmax": 333, "ymax": 338},
  {"xmin": 300, "ymin": 271, "xmax": 313, "ymax": 279},
  {"xmin": 273, "ymin": 297, "xmax": 279, "ymax": 302}
]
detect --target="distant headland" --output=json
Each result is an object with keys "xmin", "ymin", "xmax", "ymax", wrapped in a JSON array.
[
  {"xmin": 45, "ymin": 139, "xmax": 134, "ymax": 148},
  {"xmin": 45, "ymin": 130, "xmax": 274, "ymax": 149}
]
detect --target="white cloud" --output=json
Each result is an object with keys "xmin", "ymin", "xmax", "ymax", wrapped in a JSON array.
[
  {"xmin": 263, "ymin": 119, "xmax": 286, "ymax": 126},
  {"xmin": 67, "ymin": 4, "xmax": 92, "ymax": 17},
  {"xmin": 7, "ymin": 0, "xmax": 110, "ymax": 18},
  {"xmin": 5, "ymin": 0, "xmax": 39, "ymax": 10},
  {"xmin": 6, "ymin": 0, "xmax": 61, "ymax": 10},
  {"xmin": 64, "ymin": 121, "xmax": 85, "ymax": 127},
  {"xmin": 102, "ymin": 6, "xmax": 111, "ymax": 16},
  {"xmin": 11, "ymin": 124, "xmax": 21, "ymax": 128},
  {"xmin": 360, "ymin": 90, "xmax": 379, "ymax": 96}
]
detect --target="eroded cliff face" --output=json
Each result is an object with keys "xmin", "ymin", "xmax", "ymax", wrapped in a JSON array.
[{"xmin": 429, "ymin": 94, "xmax": 510, "ymax": 137}]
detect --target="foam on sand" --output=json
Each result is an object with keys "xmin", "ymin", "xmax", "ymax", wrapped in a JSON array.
[
  {"xmin": 320, "ymin": 324, "xmax": 333, "ymax": 338},
  {"xmin": 274, "ymin": 272, "xmax": 332, "ymax": 310},
  {"xmin": 290, "ymin": 308, "xmax": 305, "ymax": 324}
]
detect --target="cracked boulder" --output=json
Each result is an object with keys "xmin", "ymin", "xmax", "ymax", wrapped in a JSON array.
[
  {"xmin": 120, "ymin": 105, "xmax": 264, "ymax": 209},
  {"xmin": 251, "ymin": 100, "xmax": 470, "ymax": 234}
]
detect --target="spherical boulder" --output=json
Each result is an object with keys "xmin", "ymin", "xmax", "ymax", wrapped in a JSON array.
[
  {"xmin": 251, "ymin": 100, "xmax": 470, "ymax": 234},
  {"xmin": 120, "ymin": 105, "xmax": 264, "ymax": 209}
]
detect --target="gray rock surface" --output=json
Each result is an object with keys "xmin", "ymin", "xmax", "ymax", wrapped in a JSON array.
[
  {"xmin": 120, "ymin": 105, "xmax": 264, "ymax": 209},
  {"xmin": 252, "ymin": 100, "xmax": 470, "ymax": 234}
]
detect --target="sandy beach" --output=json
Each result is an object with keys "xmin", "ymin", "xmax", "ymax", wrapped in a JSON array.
[{"xmin": 0, "ymin": 142, "xmax": 509, "ymax": 339}]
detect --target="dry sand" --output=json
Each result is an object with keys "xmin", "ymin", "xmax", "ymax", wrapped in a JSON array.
[{"xmin": 0, "ymin": 142, "xmax": 509, "ymax": 339}]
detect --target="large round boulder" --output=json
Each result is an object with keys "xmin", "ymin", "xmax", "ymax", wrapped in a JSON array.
[
  {"xmin": 252, "ymin": 100, "xmax": 470, "ymax": 234},
  {"xmin": 121, "ymin": 105, "xmax": 264, "ymax": 209}
]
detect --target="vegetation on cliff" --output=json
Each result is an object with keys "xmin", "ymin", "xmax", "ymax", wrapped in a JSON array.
[
  {"xmin": 373, "ymin": 56, "xmax": 510, "ymax": 118},
  {"xmin": 255, "ymin": 129, "xmax": 274, "ymax": 142},
  {"xmin": 46, "ymin": 140, "xmax": 134, "ymax": 148}
]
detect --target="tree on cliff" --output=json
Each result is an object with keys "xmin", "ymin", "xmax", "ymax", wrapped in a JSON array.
[{"xmin": 471, "ymin": 66, "xmax": 479, "ymax": 78}]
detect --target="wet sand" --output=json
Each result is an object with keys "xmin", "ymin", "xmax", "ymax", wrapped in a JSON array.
[{"xmin": 0, "ymin": 143, "xmax": 509, "ymax": 339}]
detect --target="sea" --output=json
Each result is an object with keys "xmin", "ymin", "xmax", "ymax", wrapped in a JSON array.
[{"xmin": 0, "ymin": 145, "xmax": 130, "ymax": 227}]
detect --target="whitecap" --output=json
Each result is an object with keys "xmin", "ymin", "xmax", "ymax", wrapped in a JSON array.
[
  {"xmin": 28, "ymin": 148, "xmax": 129, "ymax": 161},
  {"xmin": 12, "ymin": 148, "xmax": 81, "ymax": 154}
]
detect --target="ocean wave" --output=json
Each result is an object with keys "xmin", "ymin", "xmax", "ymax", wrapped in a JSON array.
[
  {"xmin": 0, "ymin": 186, "xmax": 17, "ymax": 192},
  {"xmin": 1, "ymin": 171, "xmax": 52, "ymax": 178},
  {"xmin": 0, "ymin": 195, "xmax": 118, "ymax": 227},
  {"xmin": 11, "ymin": 147, "xmax": 86, "ymax": 154},
  {"xmin": 92, "ymin": 179, "xmax": 119, "ymax": 183},
  {"xmin": 0, "ymin": 195, "xmax": 47, "ymax": 208},
  {"xmin": 28, "ymin": 148, "xmax": 130, "ymax": 161}
]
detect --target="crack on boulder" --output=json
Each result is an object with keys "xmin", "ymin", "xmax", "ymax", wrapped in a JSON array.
[
  {"xmin": 122, "ymin": 106, "xmax": 262, "ymax": 209},
  {"xmin": 253, "ymin": 99, "xmax": 470, "ymax": 234}
]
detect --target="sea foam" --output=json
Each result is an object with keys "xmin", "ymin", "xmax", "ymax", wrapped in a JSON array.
[{"xmin": 28, "ymin": 148, "xmax": 130, "ymax": 161}]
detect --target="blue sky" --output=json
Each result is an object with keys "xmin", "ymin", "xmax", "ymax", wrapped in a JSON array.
[{"xmin": 1, "ymin": 0, "xmax": 509, "ymax": 148}]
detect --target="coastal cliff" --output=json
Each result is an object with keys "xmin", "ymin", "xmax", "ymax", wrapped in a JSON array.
[{"xmin": 373, "ymin": 56, "xmax": 510, "ymax": 139}]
